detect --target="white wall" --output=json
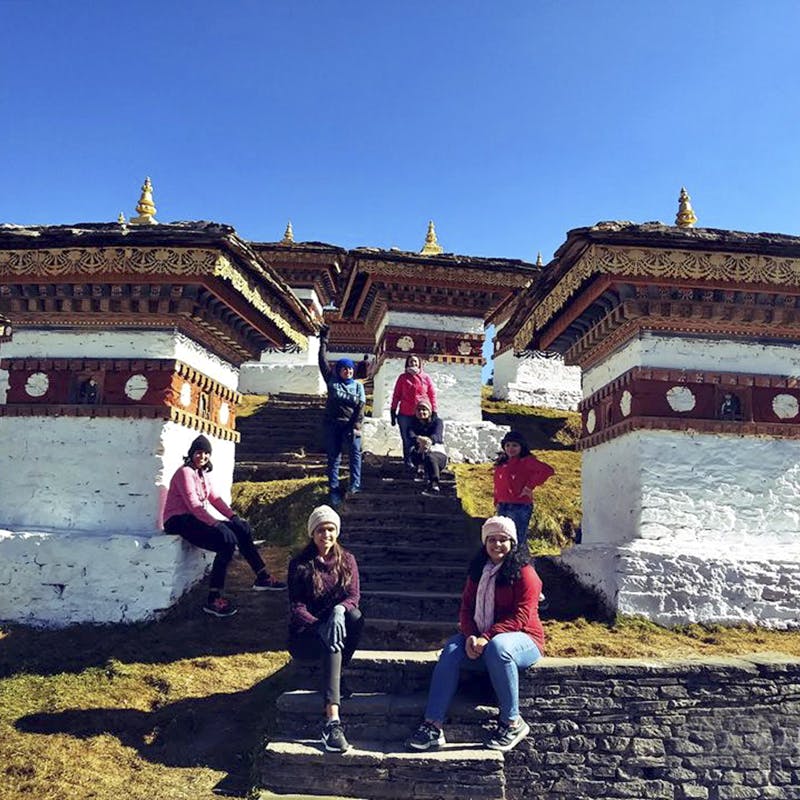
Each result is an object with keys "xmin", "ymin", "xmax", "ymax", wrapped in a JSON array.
[
  {"xmin": 493, "ymin": 350, "xmax": 581, "ymax": 410},
  {"xmin": 0, "ymin": 529, "xmax": 210, "ymax": 626},
  {"xmin": 372, "ymin": 359, "xmax": 484, "ymax": 423},
  {"xmin": 583, "ymin": 334, "xmax": 800, "ymax": 397}
]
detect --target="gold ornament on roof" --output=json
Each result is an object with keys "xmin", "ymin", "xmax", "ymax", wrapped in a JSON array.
[
  {"xmin": 130, "ymin": 177, "xmax": 158, "ymax": 225},
  {"xmin": 675, "ymin": 187, "xmax": 697, "ymax": 228},
  {"xmin": 420, "ymin": 220, "xmax": 443, "ymax": 255},
  {"xmin": 281, "ymin": 220, "xmax": 295, "ymax": 245},
  {"xmin": 118, "ymin": 212, "xmax": 126, "ymax": 225},
  {"xmin": 536, "ymin": 252, "xmax": 544, "ymax": 267}
]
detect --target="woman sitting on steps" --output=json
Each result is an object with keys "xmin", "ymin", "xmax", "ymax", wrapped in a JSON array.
[
  {"xmin": 407, "ymin": 515, "xmax": 544, "ymax": 753},
  {"xmin": 288, "ymin": 505, "xmax": 364, "ymax": 754}
]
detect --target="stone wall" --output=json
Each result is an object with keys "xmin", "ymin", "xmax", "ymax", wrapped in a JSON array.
[
  {"xmin": 344, "ymin": 651, "xmax": 800, "ymax": 800},
  {"xmin": 493, "ymin": 350, "xmax": 582, "ymax": 411}
]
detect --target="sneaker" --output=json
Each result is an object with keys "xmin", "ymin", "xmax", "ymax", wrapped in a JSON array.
[
  {"xmin": 202, "ymin": 597, "xmax": 238, "ymax": 618},
  {"xmin": 322, "ymin": 720, "xmax": 351, "ymax": 753},
  {"xmin": 484, "ymin": 718, "xmax": 530, "ymax": 752},
  {"xmin": 253, "ymin": 573, "xmax": 287, "ymax": 592},
  {"xmin": 421, "ymin": 483, "xmax": 441, "ymax": 496},
  {"xmin": 414, "ymin": 467, "xmax": 425, "ymax": 483},
  {"xmin": 406, "ymin": 720, "xmax": 446, "ymax": 751},
  {"xmin": 346, "ymin": 486, "xmax": 361, "ymax": 497}
]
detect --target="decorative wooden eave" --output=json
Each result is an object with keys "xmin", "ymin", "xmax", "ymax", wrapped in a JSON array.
[
  {"xmin": 250, "ymin": 241, "xmax": 345, "ymax": 309},
  {"xmin": 507, "ymin": 221, "xmax": 800, "ymax": 365},
  {"xmin": 0, "ymin": 221, "xmax": 316, "ymax": 364},
  {"xmin": 336, "ymin": 246, "xmax": 539, "ymax": 325}
]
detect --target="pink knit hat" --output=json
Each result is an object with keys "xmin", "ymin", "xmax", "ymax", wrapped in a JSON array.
[{"xmin": 481, "ymin": 516, "xmax": 517, "ymax": 545}]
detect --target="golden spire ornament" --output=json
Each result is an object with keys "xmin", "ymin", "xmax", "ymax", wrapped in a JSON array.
[
  {"xmin": 536, "ymin": 252, "xmax": 544, "ymax": 267},
  {"xmin": 118, "ymin": 212, "xmax": 126, "ymax": 225},
  {"xmin": 675, "ymin": 187, "xmax": 697, "ymax": 228},
  {"xmin": 281, "ymin": 220, "xmax": 295, "ymax": 245},
  {"xmin": 130, "ymin": 177, "xmax": 158, "ymax": 225},
  {"xmin": 420, "ymin": 220, "xmax": 443, "ymax": 255}
]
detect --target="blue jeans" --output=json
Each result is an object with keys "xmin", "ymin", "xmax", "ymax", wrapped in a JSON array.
[
  {"xmin": 324, "ymin": 423, "xmax": 362, "ymax": 494},
  {"xmin": 496, "ymin": 502, "xmax": 533, "ymax": 549},
  {"xmin": 424, "ymin": 632, "xmax": 541, "ymax": 725},
  {"xmin": 397, "ymin": 414, "xmax": 416, "ymax": 469}
]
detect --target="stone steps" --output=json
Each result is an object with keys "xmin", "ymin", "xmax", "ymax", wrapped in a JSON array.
[
  {"xmin": 343, "ymin": 491, "xmax": 462, "ymax": 514},
  {"xmin": 346, "ymin": 542, "xmax": 471, "ymax": 567},
  {"xmin": 360, "ymin": 589, "xmax": 461, "ymax": 622},
  {"xmin": 360, "ymin": 617, "xmax": 456, "ymax": 651},
  {"xmin": 257, "ymin": 740, "xmax": 505, "ymax": 800},
  {"xmin": 358, "ymin": 562, "xmax": 466, "ymax": 593}
]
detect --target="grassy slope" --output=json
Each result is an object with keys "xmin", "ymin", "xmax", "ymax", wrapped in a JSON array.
[{"xmin": 4, "ymin": 393, "xmax": 800, "ymax": 799}]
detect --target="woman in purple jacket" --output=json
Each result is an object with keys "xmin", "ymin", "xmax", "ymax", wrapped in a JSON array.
[{"xmin": 288, "ymin": 504, "xmax": 364, "ymax": 753}]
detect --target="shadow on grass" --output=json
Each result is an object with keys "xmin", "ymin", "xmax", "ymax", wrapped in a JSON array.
[{"xmin": 15, "ymin": 661, "xmax": 296, "ymax": 797}]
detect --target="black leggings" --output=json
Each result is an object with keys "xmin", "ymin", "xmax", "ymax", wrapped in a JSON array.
[
  {"xmin": 411, "ymin": 450, "xmax": 447, "ymax": 483},
  {"xmin": 164, "ymin": 514, "xmax": 265, "ymax": 591},
  {"xmin": 289, "ymin": 607, "xmax": 364, "ymax": 706}
]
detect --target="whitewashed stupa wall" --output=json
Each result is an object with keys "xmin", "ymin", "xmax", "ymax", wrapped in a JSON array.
[
  {"xmin": 238, "ymin": 333, "xmax": 325, "ymax": 396},
  {"xmin": 372, "ymin": 311, "xmax": 485, "ymax": 424},
  {"xmin": 493, "ymin": 348, "xmax": 581, "ymax": 410},
  {"xmin": 582, "ymin": 334, "xmax": 800, "ymax": 397}
]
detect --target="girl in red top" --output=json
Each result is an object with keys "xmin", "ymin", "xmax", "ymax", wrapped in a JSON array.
[
  {"xmin": 494, "ymin": 431, "xmax": 555, "ymax": 550},
  {"xmin": 390, "ymin": 355, "xmax": 437, "ymax": 473},
  {"xmin": 407, "ymin": 516, "xmax": 543, "ymax": 753}
]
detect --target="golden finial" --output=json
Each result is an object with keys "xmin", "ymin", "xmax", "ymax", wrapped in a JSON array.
[
  {"xmin": 281, "ymin": 220, "xmax": 295, "ymax": 245},
  {"xmin": 675, "ymin": 186, "xmax": 697, "ymax": 228},
  {"xmin": 130, "ymin": 177, "xmax": 157, "ymax": 225},
  {"xmin": 420, "ymin": 220, "xmax": 443, "ymax": 255},
  {"xmin": 536, "ymin": 252, "xmax": 543, "ymax": 267},
  {"xmin": 118, "ymin": 212, "xmax": 126, "ymax": 225}
]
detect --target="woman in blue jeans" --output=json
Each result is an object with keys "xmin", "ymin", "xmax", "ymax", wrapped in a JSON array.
[{"xmin": 407, "ymin": 516, "xmax": 544, "ymax": 753}]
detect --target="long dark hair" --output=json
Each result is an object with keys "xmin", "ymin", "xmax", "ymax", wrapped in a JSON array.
[
  {"xmin": 467, "ymin": 544, "xmax": 527, "ymax": 586},
  {"xmin": 494, "ymin": 431, "xmax": 531, "ymax": 466},
  {"xmin": 294, "ymin": 539, "xmax": 354, "ymax": 597}
]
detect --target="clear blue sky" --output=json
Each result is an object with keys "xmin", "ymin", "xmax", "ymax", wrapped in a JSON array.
[{"xmin": 3, "ymin": 0, "xmax": 800, "ymax": 263}]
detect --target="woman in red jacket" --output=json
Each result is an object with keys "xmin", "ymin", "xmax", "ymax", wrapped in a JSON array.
[
  {"xmin": 407, "ymin": 516, "xmax": 543, "ymax": 753},
  {"xmin": 390, "ymin": 355, "xmax": 438, "ymax": 472}
]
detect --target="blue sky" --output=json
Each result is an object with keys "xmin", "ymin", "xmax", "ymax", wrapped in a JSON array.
[{"xmin": 3, "ymin": 1, "xmax": 800, "ymax": 263}]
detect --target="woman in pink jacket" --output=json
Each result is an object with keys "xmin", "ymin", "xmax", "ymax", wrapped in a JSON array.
[
  {"xmin": 163, "ymin": 435, "xmax": 285, "ymax": 617},
  {"xmin": 390, "ymin": 355, "xmax": 438, "ymax": 472}
]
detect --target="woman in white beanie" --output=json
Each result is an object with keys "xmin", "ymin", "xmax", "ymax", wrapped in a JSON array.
[
  {"xmin": 287, "ymin": 504, "xmax": 364, "ymax": 753},
  {"xmin": 407, "ymin": 515, "xmax": 543, "ymax": 754}
]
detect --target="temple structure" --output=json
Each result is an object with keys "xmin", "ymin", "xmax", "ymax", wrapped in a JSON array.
[
  {"xmin": 0, "ymin": 183, "xmax": 315, "ymax": 624},
  {"xmin": 241, "ymin": 220, "xmax": 543, "ymax": 460},
  {"xmin": 506, "ymin": 190, "xmax": 800, "ymax": 627}
]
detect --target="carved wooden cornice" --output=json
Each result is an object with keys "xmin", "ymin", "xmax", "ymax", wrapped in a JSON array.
[
  {"xmin": 578, "ymin": 365, "xmax": 800, "ymax": 449},
  {"xmin": 514, "ymin": 243, "xmax": 800, "ymax": 352}
]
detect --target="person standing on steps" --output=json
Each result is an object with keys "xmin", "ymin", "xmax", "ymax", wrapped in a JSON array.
[
  {"xmin": 389, "ymin": 354, "xmax": 437, "ymax": 474},
  {"xmin": 163, "ymin": 434, "xmax": 285, "ymax": 618},
  {"xmin": 408, "ymin": 398, "xmax": 447, "ymax": 495},
  {"xmin": 407, "ymin": 516, "xmax": 543, "ymax": 754},
  {"xmin": 494, "ymin": 430, "xmax": 555, "ymax": 552},
  {"xmin": 288, "ymin": 505, "xmax": 364, "ymax": 754},
  {"xmin": 318, "ymin": 324, "xmax": 365, "ymax": 508}
]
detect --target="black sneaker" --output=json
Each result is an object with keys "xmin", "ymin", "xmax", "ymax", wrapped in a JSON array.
[
  {"xmin": 421, "ymin": 483, "xmax": 441, "ymax": 496},
  {"xmin": 322, "ymin": 720, "xmax": 351, "ymax": 753},
  {"xmin": 253, "ymin": 574, "xmax": 287, "ymax": 592},
  {"xmin": 406, "ymin": 721, "xmax": 445, "ymax": 751},
  {"xmin": 202, "ymin": 597, "xmax": 238, "ymax": 617},
  {"xmin": 414, "ymin": 467, "xmax": 425, "ymax": 483},
  {"xmin": 484, "ymin": 718, "xmax": 530, "ymax": 752}
]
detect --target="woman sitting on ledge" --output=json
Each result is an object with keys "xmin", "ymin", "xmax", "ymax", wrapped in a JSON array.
[
  {"xmin": 407, "ymin": 516, "xmax": 544, "ymax": 753},
  {"xmin": 288, "ymin": 505, "xmax": 364, "ymax": 754},
  {"xmin": 163, "ymin": 435, "xmax": 285, "ymax": 618}
]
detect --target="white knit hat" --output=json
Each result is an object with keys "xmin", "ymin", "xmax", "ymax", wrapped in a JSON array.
[
  {"xmin": 481, "ymin": 516, "xmax": 517, "ymax": 545},
  {"xmin": 307, "ymin": 504, "xmax": 341, "ymax": 537}
]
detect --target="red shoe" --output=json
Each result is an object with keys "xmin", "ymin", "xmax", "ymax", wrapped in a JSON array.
[{"xmin": 202, "ymin": 597, "xmax": 238, "ymax": 617}]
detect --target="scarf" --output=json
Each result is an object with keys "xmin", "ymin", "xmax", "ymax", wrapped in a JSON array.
[
  {"xmin": 406, "ymin": 366, "xmax": 420, "ymax": 375},
  {"xmin": 473, "ymin": 559, "xmax": 503, "ymax": 633},
  {"xmin": 336, "ymin": 358, "xmax": 355, "ymax": 386}
]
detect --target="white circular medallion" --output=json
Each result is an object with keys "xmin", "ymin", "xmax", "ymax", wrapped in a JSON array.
[
  {"xmin": 773, "ymin": 393, "xmax": 799, "ymax": 420},
  {"xmin": 397, "ymin": 335, "xmax": 415, "ymax": 352},
  {"xmin": 666, "ymin": 385, "xmax": 696, "ymax": 412},
  {"xmin": 457, "ymin": 340, "xmax": 472, "ymax": 356},
  {"xmin": 25, "ymin": 372, "xmax": 49, "ymax": 398},
  {"xmin": 619, "ymin": 390, "xmax": 632, "ymax": 418},
  {"xmin": 124, "ymin": 374, "xmax": 149, "ymax": 401},
  {"xmin": 179, "ymin": 382, "xmax": 192, "ymax": 407},
  {"xmin": 586, "ymin": 409, "xmax": 596, "ymax": 434},
  {"xmin": 219, "ymin": 402, "xmax": 230, "ymax": 425}
]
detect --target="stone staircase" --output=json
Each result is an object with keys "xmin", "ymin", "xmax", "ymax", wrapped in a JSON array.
[{"xmin": 236, "ymin": 394, "xmax": 597, "ymax": 800}]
